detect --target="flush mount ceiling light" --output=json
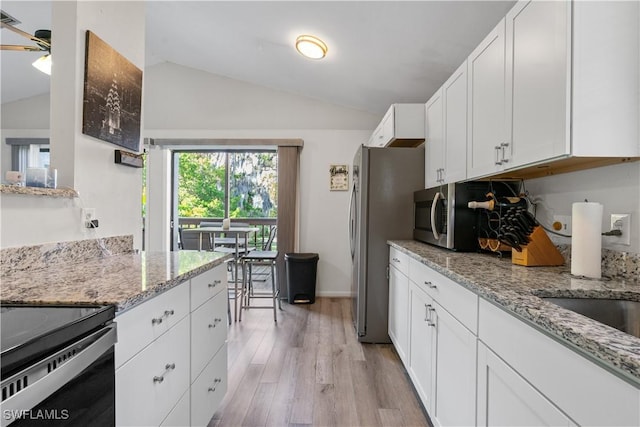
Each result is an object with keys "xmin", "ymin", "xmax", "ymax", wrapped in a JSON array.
[{"xmin": 295, "ymin": 35, "xmax": 327, "ymax": 60}]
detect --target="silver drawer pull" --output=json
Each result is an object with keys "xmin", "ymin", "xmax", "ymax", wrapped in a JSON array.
[
  {"xmin": 392, "ymin": 257, "xmax": 400, "ymax": 262},
  {"xmin": 151, "ymin": 309, "xmax": 175, "ymax": 325},
  {"xmin": 207, "ymin": 378, "xmax": 223, "ymax": 392},
  {"xmin": 208, "ymin": 279, "xmax": 222, "ymax": 288},
  {"xmin": 425, "ymin": 281, "xmax": 437, "ymax": 289},
  {"xmin": 208, "ymin": 318, "xmax": 223, "ymax": 328},
  {"xmin": 153, "ymin": 363, "xmax": 176, "ymax": 383}
]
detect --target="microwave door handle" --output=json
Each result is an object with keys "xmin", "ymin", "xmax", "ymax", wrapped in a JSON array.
[{"xmin": 431, "ymin": 191, "xmax": 442, "ymax": 240}]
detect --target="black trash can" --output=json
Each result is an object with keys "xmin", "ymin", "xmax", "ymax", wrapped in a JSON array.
[{"xmin": 285, "ymin": 253, "xmax": 319, "ymax": 304}]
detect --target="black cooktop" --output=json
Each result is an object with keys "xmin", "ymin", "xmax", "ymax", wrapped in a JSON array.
[{"xmin": 0, "ymin": 304, "xmax": 115, "ymax": 377}]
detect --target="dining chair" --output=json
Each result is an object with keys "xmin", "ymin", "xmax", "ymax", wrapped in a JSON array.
[{"xmin": 239, "ymin": 226, "xmax": 280, "ymax": 322}]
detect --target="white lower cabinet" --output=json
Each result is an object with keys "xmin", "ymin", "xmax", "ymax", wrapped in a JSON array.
[
  {"xmin": 408, "ymin": 283, "xmax": 476, "ymax": 427},
  {"xmin": 388, "ymin": 262, "xmax": 409, "ymax": 364},
  {"xmin": 408, "ymin": 282, "xmax": 434, "ymax": 409},
  {"xmin": 477, "ymin": 342, "xmax": 571, "ymax": 427},
  {"xmin": 116, "ymin": 263, "xmax": 229, "ymax": 426},
  {"xmin": 392, "ymin": 245, "xmax": 640, "ymax": 427},
  {"xmin": 116, "ymin": 316, "xmax": 191, "ymax": 426},
  {"xmin": 431, "ymin": 301, "xmax": 476, "ymax": 427},
  {"xmin": 191, "ymin": 343, "xmax": 228, "ymax": 427}
]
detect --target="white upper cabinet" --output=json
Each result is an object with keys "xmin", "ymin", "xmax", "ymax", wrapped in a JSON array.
[
  {"xmin": 425, "ymin": 61, "xmax": 468, "ymax": 189},
  {"xmin": 425, "ymin": 90, "xmax": 444, "ymax": 188},
  {"xmin": 505, "ymin": 0, "xmax": 570, "ymax": 168},
  {"xmin": 367, "ymin": 103, "xmax": 425, "ymax": 147},
  {"xmin": 467, "ymin": 0, "xmax": 639, "ymax": 180},
  {"xmin": 467, "ymin": 19, "xmax": 507, "ymax": 178}
]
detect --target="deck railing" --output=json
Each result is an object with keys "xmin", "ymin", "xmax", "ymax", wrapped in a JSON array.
[{"xmin": 178, "ymin": 217, "xmax": 277, "ymax": 250}]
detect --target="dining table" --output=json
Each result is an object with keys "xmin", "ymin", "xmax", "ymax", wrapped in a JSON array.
[{"xmin": 183, "ymin": 226, "xmax": 259, "ymax": 321}]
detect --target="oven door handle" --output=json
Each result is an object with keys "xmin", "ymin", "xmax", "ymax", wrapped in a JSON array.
[
  {"xmin": 1, "ymin": 324, "xmax": 116, "ymax": 427},
  {"xmin": 431, "ymin": 191, "xmax": 442, "ymax": 240}
]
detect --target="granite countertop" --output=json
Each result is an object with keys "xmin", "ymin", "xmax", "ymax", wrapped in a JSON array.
[
  {"xmin": 1, "ymin": 250, "xmax": 232, "ymax": 313},
  {"xmin": 389, "ymin": 240, "xmax": 640, "ymax": 384}
]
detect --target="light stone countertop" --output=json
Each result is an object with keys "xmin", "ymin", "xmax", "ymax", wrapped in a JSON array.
[
  {"xmin": 1, "ymin": 250, "xmax": 232, "ymax": 313},
  {"xmin": 389, "ymin": 240, "xmax": 640, "ymax": 384}
]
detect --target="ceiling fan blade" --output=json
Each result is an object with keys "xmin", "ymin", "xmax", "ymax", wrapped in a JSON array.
[
  {"xmin": 0, "ymin": 21, "xmax": 50, "ymax": 50},
  {"xmin": 1, "ymin": 44, "xmax": 43, "ymax": 52}
]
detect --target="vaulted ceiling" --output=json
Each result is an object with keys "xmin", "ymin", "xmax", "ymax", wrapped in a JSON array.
[{"xmin": 1, "ymin": 1, "xmax": 515, "ymax": 114}]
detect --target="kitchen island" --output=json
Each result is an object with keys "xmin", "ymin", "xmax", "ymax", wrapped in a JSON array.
[
  {"xmin": 389, "ymin": 239, "xmax": 640, "ymax": 427},
  {"xmin": 1, "ymin": 238, "xmax": 233, "ymax": 427}
]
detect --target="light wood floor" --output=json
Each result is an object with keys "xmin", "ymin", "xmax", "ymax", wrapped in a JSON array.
[{"xmin": 210, "ymin": 297, "xmax": 432, "ymax": 427}]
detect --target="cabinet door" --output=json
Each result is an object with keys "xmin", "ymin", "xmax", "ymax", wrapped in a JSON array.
[
  {"xmin": 467, "ymin": 18, "xmax": 506, "ymax": 178},
  {"xmin": 116, "ymin": 316, "xmax": 191, "ymax": 427},
  {"xmin": 431, "ymin": 302, "xmax": 477, "ymax": 427},
  {"xmin": 425, "ymin": 90, "xmax": 444, "ymax": 189},
  {"xmin": 506, "ymin": 0, "xmax": 570, "ymax": 168},
  {"xmin": 477, "ymin": 342, "xmax": 571, "ymax": 427},
  {"xmin": 442, "ymin": 61, "xmax": 468, "ymax": 184},
  {"xmin": 191, "ymin": 344, "xmax": 228, "ymax": 427},
  {"xmin": 191, "ymin": 291, "xmax": 228, "ymax": 382},
  {"xmin": 408, "ymin": 282, "xmax": 435, "ymax": 413},
  {"xmin": 388, "ymin": 264, "xmax": 409, "ymax": 364}
]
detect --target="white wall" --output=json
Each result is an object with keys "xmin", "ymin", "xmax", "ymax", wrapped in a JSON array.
[
  {"xmin": 0, "ymin": 2, "xmax": 145, "ymax": 250},
  {"xmin": 143, "ymin": 62, "xmax": 378, "ymax": 297},
  {"xmin": 525, "ymin": 161, "xmax": 640, "ymax": 254}
]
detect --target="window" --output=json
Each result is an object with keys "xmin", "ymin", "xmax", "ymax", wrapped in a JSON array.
[{"xmin": 176, "ymin": 150, "xmax": 277, "ymax": 219}]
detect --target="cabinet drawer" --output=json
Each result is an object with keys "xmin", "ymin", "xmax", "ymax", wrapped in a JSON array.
[
  {"xmin": 116, "ymin": 316, "xmax": 190, "ymax": 426},
  {"xmin": 389, "ymin": 247, "xmax": 410, "ymax": 276},
  {"xmin": 409, "ymin": 258, "xmax": 478, "ymax": 333},
  {"xmin": 115, "ymin": 283, "xmax": 190, "ymax": 368},
  {"xmin": 191, "ymin": 264, "xmax": 227, "ymax": 310},
  {"xmin": 191, "ymin": 291, "xmax": 227, "ymax": 382},
  {"xmin": 191, "ymin": 343, "xmax": 228, "ymax": 427},
  {"xmin": 160, "ymin": 389, "xmax": 190, "ymax": 427}
]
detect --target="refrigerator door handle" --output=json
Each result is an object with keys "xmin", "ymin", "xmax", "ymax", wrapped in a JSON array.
[{"xmin": 348, "ymin": 180, "xmax": 357, "ymax": 259}]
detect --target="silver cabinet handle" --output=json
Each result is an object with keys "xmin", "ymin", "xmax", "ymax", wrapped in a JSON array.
[
  {"xmin": 208, "ymin": 279, "xmax": 222, "ymax": 288},
  {"xmin": 153, "ymin": 363, "xmax": 176, "ymax": 383},
  {"xmin": 494, "ymin": 146, "xmax": 502, "ymax": 165},
  {"xmin": 208, "ymin": 378, "xmax": 223, "ymax": 392},
  {"xmin": 424, "ymin": 303, "xmax": 429, "ymax": 322},
  {"xmin": 424, "ymin": 281, "xmax": 437, "ymax": 289},
  {"xmin": 208, "ymin": 318, "xmax": 223, "ymax": 328},
  {"xmin": 501, "ymin": 142, "xmax": 510, "ymax": 163},
  {"xmin": 427, "ymin": 306, "xmax": 436, "ymax": 327},
  {"xmin": 151, "ymin": 309, "xmax": 175, "ymax": 325},
  {"xmin": 392, "ymin": 257, "xmax": 400, "ymax": 263}
]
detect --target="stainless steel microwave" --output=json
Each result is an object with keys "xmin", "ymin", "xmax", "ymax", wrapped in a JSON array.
[{"xmin": 413, "ymin": 182, "xmax": 492, "ymax": 251}]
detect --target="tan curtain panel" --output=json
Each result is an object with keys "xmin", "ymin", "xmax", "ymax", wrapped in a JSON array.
[{"xmin": 276, "ymin": 145, "xmax": 300, "ymax": 298}]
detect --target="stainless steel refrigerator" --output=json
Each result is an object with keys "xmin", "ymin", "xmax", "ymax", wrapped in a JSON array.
[{"xmin": 349, "ymin": 144, "xmax": 425, "ymax": 343}]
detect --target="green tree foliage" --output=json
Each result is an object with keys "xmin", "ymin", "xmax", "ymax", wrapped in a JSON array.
[
  {"xmin": 178, "ymin": 153, "xmax": 226, "ymax": 217},
  {"xmin": 178, "ymin": 152, "xmax": 277, "ymax": 218}
]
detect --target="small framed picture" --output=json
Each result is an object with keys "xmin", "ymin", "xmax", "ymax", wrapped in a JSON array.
[{"xmin": 329, "ymin": 164, "xmax": 349, "ymax": 191}]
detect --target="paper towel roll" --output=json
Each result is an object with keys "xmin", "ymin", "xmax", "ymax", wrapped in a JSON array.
[
  {"xmin": 571, "ymin": 202, "xmax": 603, "ymax": 278},
  {"xmin": 222, "ymin": 218, "xmax": 230, "ymax": 230}
]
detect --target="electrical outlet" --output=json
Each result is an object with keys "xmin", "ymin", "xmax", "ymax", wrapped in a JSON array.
[
  {"xmin": 552, "ymin": 215, "xmax": 571, "ymax": 235},
  {"xmin": 610, "ymin": 214, "xmax": 631, "ymax": 246},
  {"xmin": 81, "ymin": 208, "xmax": 96, "ymax": 231}
]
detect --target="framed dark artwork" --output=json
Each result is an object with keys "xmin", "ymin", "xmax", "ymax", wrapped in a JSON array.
[{"xmin": 82, "ymin": 30, "xmax": 142, "ymax": 152}]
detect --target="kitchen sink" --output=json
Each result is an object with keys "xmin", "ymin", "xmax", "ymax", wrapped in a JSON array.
[{"xmin": 542, "ymin": 297, "xmax": 640, "ymax": 339}]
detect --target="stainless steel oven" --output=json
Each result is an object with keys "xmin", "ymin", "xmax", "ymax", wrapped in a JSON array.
[{"xmin": 1, "ymin": 304, "xmax": 116, "ymax": 427}]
